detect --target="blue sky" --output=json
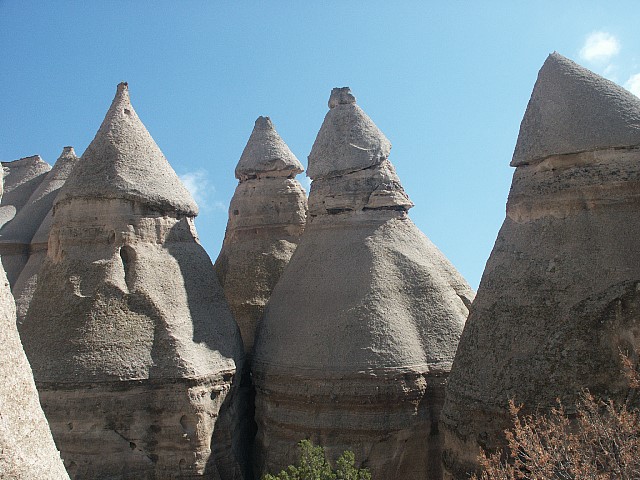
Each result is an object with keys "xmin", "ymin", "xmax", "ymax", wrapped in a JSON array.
[{"xmin": 2, "ymin": 2, "xmax": 640, "ymax": 289}]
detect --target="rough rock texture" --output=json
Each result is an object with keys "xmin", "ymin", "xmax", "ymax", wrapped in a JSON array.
[
  {"xmin": 441, "ymin": 55, "xmax": 640, "ymax": 479},
  {"xmin": 512, "ymin": 52, "xmax": 640, "ymax": 166},
  {"xmin": 253, "ymin": 88, "xmax": 474, "ymax": 480},
  {"xmin": 0, "ymin": 155, "xmax": 51, "ymax": 285},
  {"xmin": 12, "ymin": 147, "xmax": 80, "ymax": 323},
  {"xmin": 215, "ymin": 116, "xmax": 307, "ymax": 355},
  {"xmin": 58, "ymin": 83, "xmax": 197, "ymax": 216},
  {"xmin": 20, "ymin": 83, "xmax": 246, "ymax": 480},
  {"xmin": 0, "ymin": 172, "xmax": 69, "ymax": 480}
]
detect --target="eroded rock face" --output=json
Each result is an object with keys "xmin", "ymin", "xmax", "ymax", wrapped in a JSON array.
[
  {"xmin": 0, "ymin": 155, "xmax": 51, "ymax": 285},
  {"xmin": 215, "ymin": 116, "xmax": 307, "ymax": 355},
  {"xmin": 441, "ymin": 54, "xmax": 640, "ymax": 479},
  {"xmin": 0, "ymin": 172, "xmax": 69, "ymax": 480},
  {"xmin": 13, "ymin": 147, "xmax": 80, "ymax": 325},
  {"xmin": 253, "ymin": 88, "xmax": 474, "ymax": 480},
  {"xmin": 21, "ymin": 83, "xmax": 246, "ymax": 480}
]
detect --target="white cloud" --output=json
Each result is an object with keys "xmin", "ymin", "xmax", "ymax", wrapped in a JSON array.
[
  {"xmin": 579, "ymin": 31, "xmax": 620, "ymax": 63},
  {"xmin": 299, "ymin": 175, "xmax": 311, "ymax": 195},
  {"xmin": 625, "ymin": 73, "xmax": 640, "ymax": 98},
  {"xmin": 180, "ymin": 170, "xmax": 222, "ymax": 210}
]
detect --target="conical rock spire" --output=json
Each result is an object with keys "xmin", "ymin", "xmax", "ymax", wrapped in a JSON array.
[
  {"xmin": 512, "ymin": 52, "xmax": 640, "ymax": 166},
  {"xmin": 13, "ymin": 146, "xmax": 80, "ymax": 324},
  {"xmin": 216, "ymin": 116, "xmax": 307, "ymax": 355},
  {"xmin": 58, "ymin": 82, "xmax": 198, "ymax": 215},
  {"xmin": 21, "ymin": 84, "xmax": 246, "ymax": 479},
  {"xmin": 253, "ymin": 88, "xmax": 474, "ymax": 480},
  {"xmin": 235, "ymin": 116, "xmax": 304, "ymax": 181},
  {"xmin": 307, "ymin": 87, "xmax": 391, "ymax": 179},
  {"xmin": 0, "ymin": 155, "xmax": 52, "ymax": 285},
  {"xmin": 0, "ymin": 155, "xmax": 50, "ymax": 229},
  {"xmin": 442, "ymin": 54, "xmax": 640, "ymax": 479},
  {"xmin": 2, "ymin": 147, "xmax": 79, "ymax": 246}
]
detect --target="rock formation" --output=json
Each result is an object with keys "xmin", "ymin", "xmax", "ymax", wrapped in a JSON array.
[
  {"xmin": 252, "ymin": 87, "xmax": 474, "ymax": 480},
  {"xmin": 0, "ymin": 155, "xmax": 51, "ymax": 285},
  {"xmin": 215, "ymin": 116, "xmax": 307, "ymax": 355},
  {"xmin": 12, "ymin": 147, "xmax": 80, "ymax": 325},
  {"xmin": 0, "ymin": 169, "xmax": 69, "ymax": 479},
  {"xmin": 441, "ymin": 53, "xmax": 640, "ymax": 479},
  {"xmin": 20, "ymin": 83, "xmax": 245, "ymax": 479}
]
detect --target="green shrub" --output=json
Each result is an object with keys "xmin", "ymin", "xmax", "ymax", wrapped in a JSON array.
[{"xmin": 262, "ymin": 439, "xmax": 371, "ymax": 480}]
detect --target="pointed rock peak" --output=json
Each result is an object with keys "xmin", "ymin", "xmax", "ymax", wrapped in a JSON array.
[
  {"xmin": 57, "ymin": 83, "xmax": 198, "ymax": 216},
  {"xmin": 235, "ymin": 116, "xmax": 303, "ymax": 181},
  {"xmin": 48, "ymin": 146, "xmax": 80, "ymax": 179},
  {"xmin": 5, "ymin": 155, "xmax": 47, "ymax": 168},
  {"xmin": 328, "ymin": 87, "xmax": 356, "ymax": 108},
  {"xmin": 307, "ymin": 88, "xmax": 391, "ymax": 180},
  {"xmin": 512, "ymin": 52, "xmax": 640, "ymax": 166},
  {"xmin": 61, "ymin": 146, "xmax": 76, "ymax": 157}
]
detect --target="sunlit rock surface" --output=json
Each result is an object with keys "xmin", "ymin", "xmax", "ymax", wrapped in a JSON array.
[
  {"xmin": 20, "ymin": 83, "xmax": 246, "ymax": 480},
  {"xmin": 253, "ymin": 88, "xmax": 474, "ymax": 480},
  {"xmin": 215, "ymin": 116, "xmax": 307, "ymax": 356},
  {"xmin": 441, "ymin": 53, "xmax": 640, "ymax": 479},
  {"xmin": 0, "ymin": 169, "xmax": 69, "ymax": 480}
]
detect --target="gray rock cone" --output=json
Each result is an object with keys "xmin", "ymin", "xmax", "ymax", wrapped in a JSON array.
[
  {"xmin": 20, "ymin": 83, "xmax": 246, "ymax": 479},
  {"xmin": 252, "ymin": 88, "xmax": 474, "ymax": 480},
  {"xmin": 441, "ymin": 54, "xmax": 640, "ymax": 479},
  {"xmin": 0, "ymin": 172, "xmax": 69, "ymax": 480},
  {"xmin": 13, "ymin": 146, "xmax": 80, "ymax": 326},
  {"xmin": 215, "ymin": 116, "xmax": 307, "ymax": 355},
  {"xmin": 0, "ymin": 155, "xmax": 51, "ymax": 285},
  {"xmin": 512, "ymin": 52, "xmax": 640, "ymax": 166}
]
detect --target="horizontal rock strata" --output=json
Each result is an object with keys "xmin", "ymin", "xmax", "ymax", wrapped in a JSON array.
[
  {"xmin": 441, "ymin": 54, "xmax": 640, "ymax": 479},
  {"xmin": 215, "ymin": 116, "xmax": 307, "ymax": 356},
  {"xmin": 21, "ymin": 83, "xmax": 245, "ymax": 479},
  {"xmin": 253, "ymin": 88, "xmax": 474, "ymax": 480}
]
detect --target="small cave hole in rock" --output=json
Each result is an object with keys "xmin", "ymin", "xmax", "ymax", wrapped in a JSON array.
[
  {"xmin": 179, "ymin": 414, "xmax": 198, "ymax": 437},
  {"xmin": 124, "ymin": 108, "xmax": 131, "ymax": 115},
  {"xmin": 129, "ymin": 442, "xmax": 136, "ymax": 450},
  {"xmin": 120, "ymin": 245, "xmax": 136, "ymax": 289}
]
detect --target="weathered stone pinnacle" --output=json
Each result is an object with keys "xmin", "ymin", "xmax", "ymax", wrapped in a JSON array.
[
  {"xmin": 235, "ymin": 115, "xmax": 304, "ymax": 181},
  {"xmin": 512, "ymin": 52, "xmax": 640, "ymax": 166}
]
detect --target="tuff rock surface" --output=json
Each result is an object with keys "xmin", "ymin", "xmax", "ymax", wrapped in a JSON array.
[
  {"xmin": 0, "ymin": 170, "xmax": 69, "ymax": 480},
  {"xmin": 13, "ymin": 146, "xmax": 80, "ymax": 325},
  {"xmin": 441, "ymin": 54, "xmax": 640, "ymax": 479},
  {"xmin": 253, "ymin": 88, "xmax": 474, "ymax": 480},
  {"xmin": 215, "ymin": 116, "xmax": 307, "ymax": 355},
  {"xmin": 0, "ymin": 155, "xmax": 51, "ymax": 285},
  {"xmin": 20, "ymin": 83, "xmax": 246, "ymax": 480}
]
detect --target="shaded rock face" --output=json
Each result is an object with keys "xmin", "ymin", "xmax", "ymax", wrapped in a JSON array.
[
  {"xmin": 20, "ymin": 83, "xmax": 246, "ymax": 480},
  {"xmin": 253, "ymin": 88, "xmax": 474, "ymax": 480},
  {"xmin": 0, "ymin": 155, "xmax": 51, "ymax": 285},
  {"xmin": 215, "ymin": 116, "xmax": 307, "ymax": 355},
  {"xmin": 441, "ymin": 54, "xmax": 640, "ymax": 479},
  {"xmin": 0, "ymin": 173, "xmax": 69, "ymax": 480},
  {"xmin": 13, "ymin": 147, "xmax": 80, "ymax": 325}
]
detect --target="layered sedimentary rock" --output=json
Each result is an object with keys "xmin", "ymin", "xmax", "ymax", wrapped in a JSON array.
[
  {"xmin": 21, "ymin": 83, "xmax": 245, "ymax": 480},
  {"xmin": 13, "ymin": 147, "xmax": 80, "ymax": 324},
  {"xmin": 0, "ymin": 155, "xmax": 51, "ymax": 285},
  {"xmin": 441, "ymin": 53, "xmax": 640, "ymax": 479},
  {"xmin": 215, "ymin": 116, "xmax": 307, "ymax": 355},
  {"xmin": 253, "ymin": 88, "xmax": 474, "ymax": 480},
  {"xmin": 0, "ymin": 172, "xmax": 69, "ymax": 479}
]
